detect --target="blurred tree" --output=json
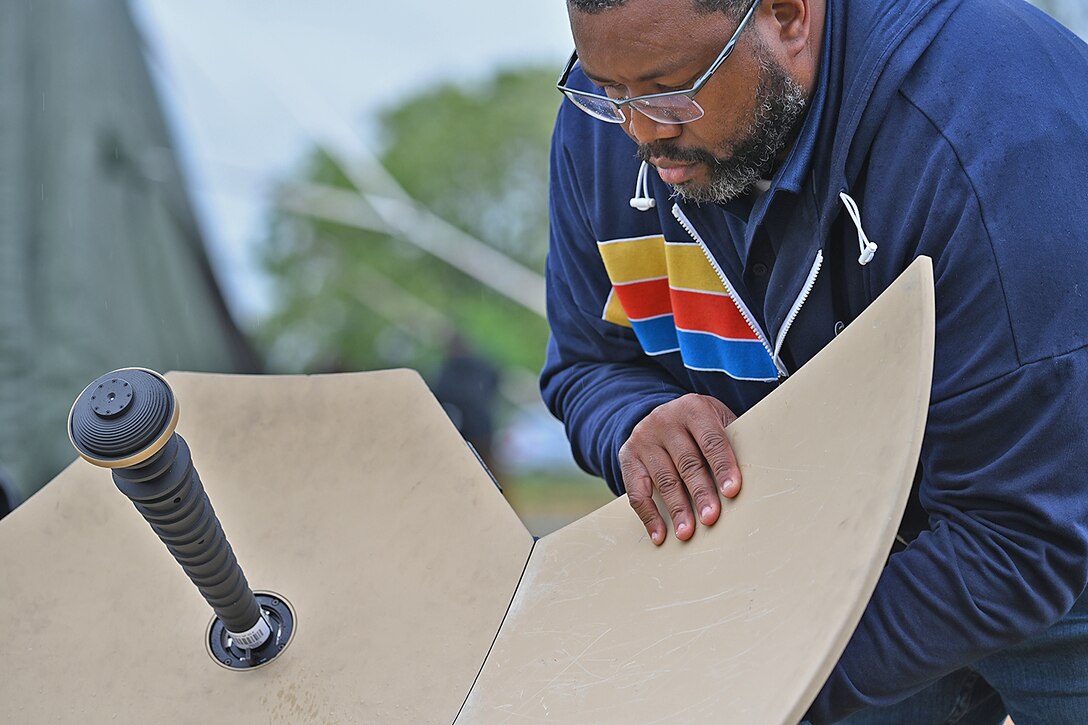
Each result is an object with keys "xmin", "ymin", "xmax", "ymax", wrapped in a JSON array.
[{"xmin": 259, "ymin": 66, "xmax": 559, "ymax": 379}]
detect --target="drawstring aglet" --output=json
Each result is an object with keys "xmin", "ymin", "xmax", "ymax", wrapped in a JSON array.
[
  {"xmin": 858, "ymin": 241, "xmax": 878, "ymax": 266},
  {"xmin": 630, "ymin": 160, "xmax": 657, "ymax": 212}
]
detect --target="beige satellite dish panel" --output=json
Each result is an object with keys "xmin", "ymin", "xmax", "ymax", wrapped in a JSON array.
[{"xmin": 0, "ymin": 257, "xmax": 934, "ymax": 724}]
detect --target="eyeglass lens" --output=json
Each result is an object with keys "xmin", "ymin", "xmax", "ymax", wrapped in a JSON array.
[
  {"xmin": 564, "ymin": 90, "xmax": 707, "ymax": 125},
  {"xmin": 631, "ymin": 96, "xmax": 704, "ymax": 124},
  {"xmin": 564, "ymin": 91, "xmax": 626, "ymax": 123}
]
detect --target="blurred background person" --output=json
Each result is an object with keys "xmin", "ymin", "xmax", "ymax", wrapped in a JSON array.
[{"xmin": 431, "ymin": 333, "xmax": 502, "ymax": 477}]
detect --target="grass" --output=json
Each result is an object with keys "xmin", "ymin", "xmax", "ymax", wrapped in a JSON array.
[{"xmin": 501, "ymin": 469, "xmax": 616, "ymax": 537}]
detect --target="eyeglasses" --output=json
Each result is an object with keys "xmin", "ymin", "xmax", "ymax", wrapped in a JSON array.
[{"xmin": 556, "ymin": 0, "xmax": 761, "ymax": 125}]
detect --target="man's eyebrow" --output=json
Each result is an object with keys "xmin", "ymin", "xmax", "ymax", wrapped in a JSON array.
[{"xmin": 580, "ymin": 59, "xmax": 697, "ymax": 86}]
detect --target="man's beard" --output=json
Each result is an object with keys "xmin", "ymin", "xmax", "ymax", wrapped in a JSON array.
[{"xmin": 637, "ymin": 46, "xmax": 809, "ymax": 205}]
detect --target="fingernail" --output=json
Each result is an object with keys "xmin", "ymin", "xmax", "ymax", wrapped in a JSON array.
[
  {"xmin": 651, "ymin": 530, "xmax": 664, "ymax": 545},
  {"xmin": 721, "ymin": 478, "xmax": 736, "ymax": 496},
  {"xmin": 701, "ymin": 505, "xmax": 713, "ymax": 521},
  {"xmin": 677, "ymin": 521, "xmax": 689, "ymax": 536}
]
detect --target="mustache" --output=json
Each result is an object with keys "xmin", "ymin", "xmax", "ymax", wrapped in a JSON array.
[{"xmin": 636, "ymin": 142, "xmax": 721, "ymax": 169}]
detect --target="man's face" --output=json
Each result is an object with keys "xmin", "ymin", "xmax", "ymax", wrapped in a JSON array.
[{"xmin": 570, "ymin": 0, "xmax": 809, "ymax": 204}]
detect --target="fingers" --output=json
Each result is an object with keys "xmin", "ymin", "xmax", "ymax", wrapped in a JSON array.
[
  {"xmin": 621, "ymin": 433, "xmax": 698, "ymax": 543},
  {"xmin": 667, "ymin": 436, "xmax": 722, "ymax": 527},
  {"xmin": 694, "ymin": 423, "xmax": 742, "ymax": 498},
  {"xmin": 620, "ymin": 394, "xmax": 742, "ymax": 544},
  {"xmin": 621, "ymin": 454, "xmax": 667, "ymax": 545},
  {"xmin": 643, "ymin": 446, "xmax": 700, "ymax": 541}
]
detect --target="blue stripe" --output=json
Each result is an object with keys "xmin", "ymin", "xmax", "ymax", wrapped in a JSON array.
[
  {"xmin": 630, "ymin": 316, "xmax": 680, "ymax": 354},
  {"xmin": 676, "ymin": 330, "xmax": 779, "ymax": 380}
]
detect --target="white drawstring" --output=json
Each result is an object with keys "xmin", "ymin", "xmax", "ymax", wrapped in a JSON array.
[
  {"xmin": 839, "ymin": 191, "xmax": 878, "ymax": 265},
  {"xmin": 629, "ymin": 161, "xmax": 657, "ymax": 212}
]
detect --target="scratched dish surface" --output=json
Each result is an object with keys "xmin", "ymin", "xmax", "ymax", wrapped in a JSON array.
[
  {"xmin": 0, "ymin": 370, "xmax": 533, "ymax": 724},
  {"xmin": 458, "ymin": 257, "xmax": 935, "ymax": 724}
]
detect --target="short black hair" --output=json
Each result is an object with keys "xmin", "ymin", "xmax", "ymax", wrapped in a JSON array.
[{"xmin": 567, "ymin": 0, "xmax": 750, "ymax": 18}]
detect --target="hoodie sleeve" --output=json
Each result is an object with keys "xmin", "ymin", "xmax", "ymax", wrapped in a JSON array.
[
  {"xmin": 806, "ymin": 82, "xmax": 1088, "ymax": 723},
  {"xmin": 807, "ymin": 352, "xmax": 1088, "ymax": 723},
  {"xmin": 540, "ymin": 112, "xmax": 689, "ymax": 494}
]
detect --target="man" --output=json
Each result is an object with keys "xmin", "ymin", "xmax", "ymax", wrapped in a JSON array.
[{"xmin": 540, "ymin": 0, "xmax": 1088, "ymax": 721}]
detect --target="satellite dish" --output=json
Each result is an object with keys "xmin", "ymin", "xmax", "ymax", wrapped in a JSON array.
[{"xmin": 1, "ymin": 258, "xmax": 934, "ymax": 724}]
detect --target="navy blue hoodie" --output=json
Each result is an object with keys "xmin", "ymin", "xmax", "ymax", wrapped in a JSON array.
[{"xmin": 541, "ymin": 0, "xmax": 1088, "ymax": 720}]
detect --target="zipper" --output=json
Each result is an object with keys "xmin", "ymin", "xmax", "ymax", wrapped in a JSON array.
[
  {"xmin": 671, "ymin": 204, "xmax": 788, "ymax": 378},
  {"xmin": 773, "ymin": 249, "xmax": 823, "ymax": 365}
]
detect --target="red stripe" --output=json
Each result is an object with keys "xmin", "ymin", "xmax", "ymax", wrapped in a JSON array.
[
  {"xmin": 613, "ymin": 278, "xmax": 672, "ymax": 320},
  {"xmin": 671, "ymin": 288, "xmax": 758, "ymax": 340}
]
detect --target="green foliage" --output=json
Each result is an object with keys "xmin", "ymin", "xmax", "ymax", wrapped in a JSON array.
[
  {"xmin": 377, "ymin": 68, "xmax": 560, "ymax": 268},
  {"xmin": 257, "ymin": 66, "xmax": 561, "ymax": 377}
]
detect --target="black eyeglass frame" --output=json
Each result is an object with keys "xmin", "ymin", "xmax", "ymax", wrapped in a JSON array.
[{"xmin": 556, "ymin": 0, "xmax": 762, "ymax": 124}]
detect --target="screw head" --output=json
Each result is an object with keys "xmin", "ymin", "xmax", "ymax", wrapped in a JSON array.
[{"xmin": 90, "ymin": 378, "xmax": 135, "ymax": 418}]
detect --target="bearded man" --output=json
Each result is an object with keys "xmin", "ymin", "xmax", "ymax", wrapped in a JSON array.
[{"xmin": 540, "ymin": 0, "xmax": 1088, "ymax": 721}]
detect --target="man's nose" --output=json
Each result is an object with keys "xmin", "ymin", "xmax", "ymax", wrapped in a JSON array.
[{"xmin": 626, "ymin": 108, "xmax": 683, "ymax": 146}]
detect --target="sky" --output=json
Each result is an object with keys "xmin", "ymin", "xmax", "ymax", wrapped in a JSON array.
[{"xmin": 131, "ymin": 1, "xmax": 575, "ymax": 322}]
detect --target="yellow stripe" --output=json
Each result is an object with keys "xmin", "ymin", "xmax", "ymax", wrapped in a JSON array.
[
  {"xmin": 597, "ymin": 236, "xmax": 667, "ymax": 284},
  {"xmin": 602, "ymin": 288, "xmax": 632, "ymax": 327},
  {"xmin": 595, "ymin": 236, "xmax": 729, "ymax": 326},
  {"xmin": 664, "ymin": 243, "xmax": 729, "ymax": 294}
]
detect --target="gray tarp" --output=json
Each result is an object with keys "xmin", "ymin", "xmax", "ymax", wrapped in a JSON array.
[{"xmin": 0, "ymin": 1, "xmax": 258, "ymax": 507}]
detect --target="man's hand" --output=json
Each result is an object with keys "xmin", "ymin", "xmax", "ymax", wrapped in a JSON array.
[{"xmin": 619, "ymin": 394, "xmax": 741, "ymax": 545}]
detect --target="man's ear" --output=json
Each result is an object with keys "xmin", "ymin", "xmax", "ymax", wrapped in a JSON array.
[{"xmin": 768, "ymin": 0, "xmax": 812, "ymax": 56}]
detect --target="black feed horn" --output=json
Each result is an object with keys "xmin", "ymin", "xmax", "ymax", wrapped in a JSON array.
[{"xmin": 68, "ymin": 368, "xmax": 293, "ymax": 670}]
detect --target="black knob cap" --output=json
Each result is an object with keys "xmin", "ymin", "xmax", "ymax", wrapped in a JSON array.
[{"xmin": 69, "ymin": 368, "xmax": 178, "ymax": 468}]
